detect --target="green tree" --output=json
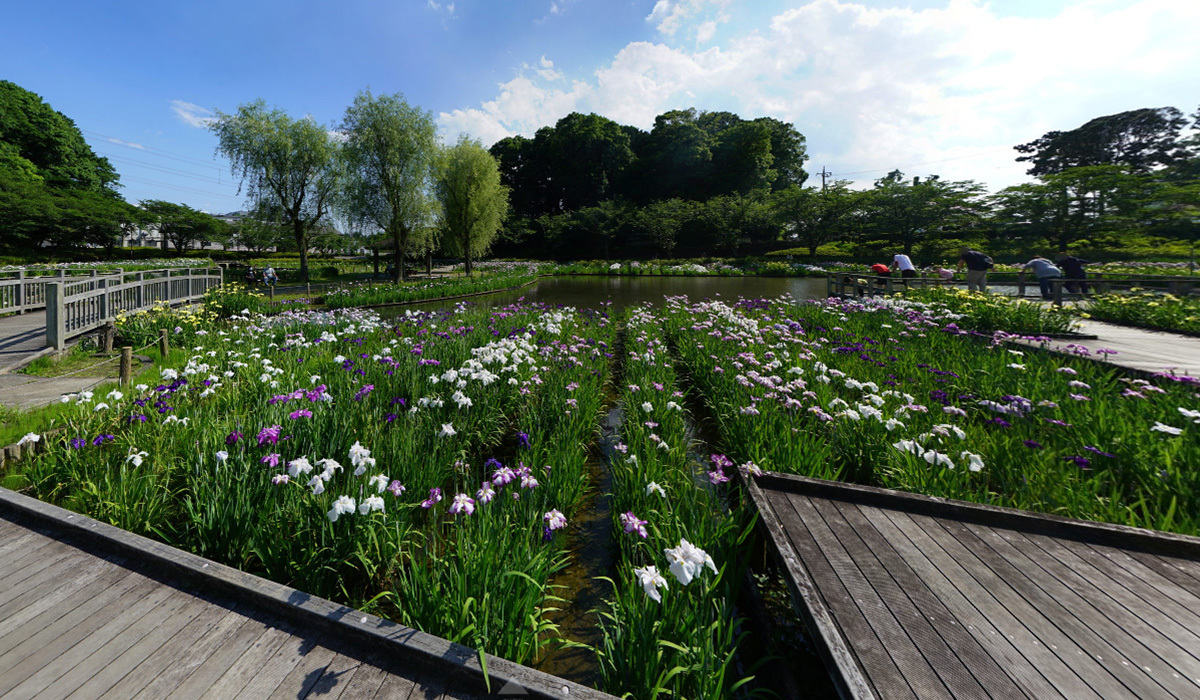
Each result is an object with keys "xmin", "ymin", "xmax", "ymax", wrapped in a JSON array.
[
  {"xmin": 210, "ymin": 100, "xmax": 342, "ymax": 280},
  {"xmin": 1015, "ymin": 107, "xmax": 1191, "ymax": 176},
  {"xmin": 638, "ymin": 198, "xmax": 691, "ymax": 257},
  {"xmin": 0, "ymin": 80, "xmax": 132, "ymax": 255},
  {"xmin": 436, "ymin": 137, "xmax": 509, "ymax": 276},
  {"xmin": 991, "ymin": 166, "xmax": 1145, "ymax": 250},
  {"xmin": 340, "ymin": 90, "xmax": 439, "ymax": 282},
  {"xmin": 865, "ymin": 171, "xmax": 985, "ymax": 255},
  {"xmin": 541, "ymin": 113, "xmax": 635, "ymax": 212},
  {"xmin": 141, "ymin": 200, "xmax": 226, "ymax": 253},
  {"xmin": 773, "ymin": 182, "xmax": 860, "ymax": 256}
]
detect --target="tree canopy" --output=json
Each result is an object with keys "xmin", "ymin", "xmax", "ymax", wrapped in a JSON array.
[
  {"xmin": 1015, "ymin": 107, "xmax": 1192, "ymax": 176},
  {"xmin": 340, "ymin": 90, "xmax": 439, "ymax": 281},
  {"xmin": 210, "ymin": 100, "xmax": 343, "ymax": 279},
  {"xmin": 436, "ymin": 137, "xmax": 509, "ymax": 276}
]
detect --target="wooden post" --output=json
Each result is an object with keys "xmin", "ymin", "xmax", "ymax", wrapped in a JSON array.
[
  {"xmin": 46, "ymin": 282, "xmax": 66, "ymax": 350},
  {"xmin": 15, "ymin": 271, "xmax": 24, "ymax": 313},
  {"xmin": 268, "ymin": 284, "xmax": 275, "ymax": 301},
  {"xmin": 1053, "ymin": 278, "xmax": 1064, "ymax": 307},
  {"xmin": 159, "ymin": 327, "xmax": 169, "ymax": 358},
  {"xmin": 97, "ymin": 277, "xmax": 108, "ymax": 320},
  {"xmin": 120, "ymin": 346, "xmax": 132, "ymax": 385},
  {"xmin": 1017, "ymin": 273, "xmax": 1026, "ymax": 298},
  {"xmin": 103, "ymin": 322, "xmax": 115, "ymax": 353},
  {"xmin": 306, "ymin": 282, "xmax": 311, "ymax": 297}
]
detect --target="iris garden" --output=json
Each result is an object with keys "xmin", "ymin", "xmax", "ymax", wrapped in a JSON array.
[{"xmin": 7, "ymin": 281, "xmax": 1199, "ymax": 698}]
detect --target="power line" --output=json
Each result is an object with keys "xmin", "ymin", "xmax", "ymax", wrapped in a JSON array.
[
  {"xmin": 83, "ymin": 129, "xmax": 225, "ymax": 172},
  {"xmin": 97, "ymin": 151, "xmax": 228, "ymax": 186},
  {"xmin": 120, "ymin": 175, "xmax": 244, "ymax": 201},
  {"xmin": 830, "ymin": 146, "xmax": 1015, "ymax": 178}
]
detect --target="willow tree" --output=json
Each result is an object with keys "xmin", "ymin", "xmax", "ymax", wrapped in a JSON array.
[
  {"xmin": 340, "ymin": 91, "xmax": 438, "ymax": 282},
  {"xmin": 435, "ymin": 137, "xmax": 508, "ymax": 276},
  {"xmin": 210, "ymin": 100, "xmax": 342, "ymax": 279}
]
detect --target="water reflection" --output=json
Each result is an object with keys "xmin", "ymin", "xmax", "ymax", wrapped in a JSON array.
[{"xmin": 387, "ymin": 275, "xmax": 830, "ymax": 315}]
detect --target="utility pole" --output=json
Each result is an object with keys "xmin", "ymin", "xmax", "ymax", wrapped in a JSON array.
[{"xmin": 820, "ymin": 167, "xmax": 829, "ymax": 191}]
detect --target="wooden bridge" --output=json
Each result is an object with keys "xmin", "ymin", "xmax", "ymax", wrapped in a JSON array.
[
  {"xmin": 0, "ymin": 267, "xmax": 222, "ymax": 354},
  {"xmin": 0, "ymin": 486, "xmax": 611, "ymax": 700},
  {"xmin": 748, "ymin": 472, "xmax": 1200, "ymax": 699}
]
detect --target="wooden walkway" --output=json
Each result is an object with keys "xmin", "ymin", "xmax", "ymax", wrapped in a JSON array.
[
  {"xmin": 748, "ymin": 472, "xmax": 1200, "ymax": 700},
  {"xmin": 0, "ymin": 487, "xmax": 610, "ymax": 700}
]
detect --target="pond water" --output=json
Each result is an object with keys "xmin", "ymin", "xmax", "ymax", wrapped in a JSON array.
[{"xmin": 398, "ymin": 274, "xmax": 830, "ymax": 314}]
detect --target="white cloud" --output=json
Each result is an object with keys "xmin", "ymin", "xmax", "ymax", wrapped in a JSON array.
[
  {"xmin": 107, "ymin": 136, "xmax": 146, "ymax": 150},
  {"xmin": 427, "ymin": 0, "xmax": 455, "ymax": 16},
  {"xmin": 170, "ymin": 100, "xmax": 215, "ymax": 128},
  {"xmin": 443, "ymin": 0, "xmax": 1200, "ymax": 190}
]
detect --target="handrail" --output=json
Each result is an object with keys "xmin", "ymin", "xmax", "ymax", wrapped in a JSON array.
[
  {"xmin": 42, "ymin": 267, "xmax": 224, "ymax": 350},
  {"xmin": 826, "ymin": 272, "xmax": 1199, "ymax": 305}
]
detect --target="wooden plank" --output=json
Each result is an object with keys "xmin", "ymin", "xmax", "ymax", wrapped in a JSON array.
[
  {"xmin": 937, "ymin": 518, "xmax": 1174, "ymax": 698},
  {"xmin": 744, "ymin": 476, "xmax": 879, "ymax": 700},
  {"xmin": 226, "ymin": 628, "xmax": 330, "ymax": 698},
  {"xmin": 196, "ymin": 620, "xmax": 301, "ymax": 699},
  {"xmin": 831, "ymin": 500, "xmax": 1029, "ymax": 699},
  {"xmin": 860, "ymin": 505, "xmax": 1068, "ymax": 699},
  {"xmin": 772, "ymin": 491, "xmax": 918, "ymax": 699},
  {"xmin": 335, "ymin": 655, "xmax": 390, "ymax": 700},
  {"xmin": 59, "ymin": 589, "xmax": 216, "ymax": 699},
  {"xmin": 0, "ymin": 561, "xmax": 143, "ymax": 659},
  {"xmin": 298, "ymin": 651, "xmax": 368, "ymax": 700},
  {"xmin": 1064, "ymin": 543, "xmax": 1200, "ymax": 634},
  {"xmin": 127, "ymin": 607, "xmax": 255, "ymax": 700},
  {"xmin": 883, "ymin": 510, "xmax": 1108, "ymax": 699},
  {"xmin": 0, "ymin": 528, "xmax": 43, "ymax": 560},
  {"xmin": 791, "ymin": 492, "xmax": 953, "ymax": 698},
  {"xmin": 368, "ymin": 656, "xmax": 426, "ymax": 700},
  {"xmin": 1022, "ymin": 531, "xmax": 1200, "ymax": 676},
  {"xmin": 11, "ymin": 584, "xmax": 200, "ymax": 700},
  {"xmin": 95, "ymin": 598, "xmax": 246, "ymax": 699},
  {"xmin": 961, "ymin": 522, "xmax": 1200, "ymax": 697},
  {"xmin": 0, "ymin": 540, "xmax": 81, "ymax": 595},
  {"xmin": 1115, "ymin": 548, "xmax": 1200, "ymax": 604},
  {"xmin": 0, "ymin": 574, "xmax": 173, "ymax": 697},
  {"xmin": 265, "ymin": 640, "xmax": 339, "ymax": 700},
  {"xmin": 156, "ymin": 611, "xmax": 273, "ymax": 700}
]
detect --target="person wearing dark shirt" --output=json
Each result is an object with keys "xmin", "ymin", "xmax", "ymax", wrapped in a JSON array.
[
  {"xmin": 956, "ymin": 247, "xmax": 992, "ymax": 293},
  {"xmin": 1056, "ymin": 251, "xmax": 1090, "ymax": 294}
]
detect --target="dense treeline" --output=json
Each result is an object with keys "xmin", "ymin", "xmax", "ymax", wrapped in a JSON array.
[
  {"xmin": 491, "ymin": 105, "xmax": 1200, "ymax": 262},
  {"xmin": 3, "ymin": 76, "xmax": 1197, "ymax": 267}
]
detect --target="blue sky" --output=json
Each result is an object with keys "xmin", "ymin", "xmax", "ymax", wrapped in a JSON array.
[{"xmin": 3, "ymin": 0, "xmax": 1196, "ymax": 214}]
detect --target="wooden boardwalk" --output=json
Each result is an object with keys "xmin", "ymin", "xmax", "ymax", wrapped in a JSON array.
[
  {"xmin": 748, "ymin": 472, "xmax": 1200, "ymax": 700},
  {"xmin": 0, "ymin": 487, "xmax": 610, "ymax": 700}
]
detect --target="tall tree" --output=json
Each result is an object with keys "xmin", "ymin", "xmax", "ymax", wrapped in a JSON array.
[
  {"xmin": 140, "ymin": 200, "xmax": 225, "ymax": 252},
  {"xmin": 865, "ymin": 171, "xmax": 985, "ymax": 255},
  {"xmin": 541, "ymin": 113, "xmax": 635, "ymax": 211},
  {"xmin": 1015, "ymin": 107, "xmax": 1191, "ymax": 176},
  {"xmin": 773, "ymin": 182, "xmax": 859, "ymax": 256},
  {"xmin": 210, "ymin": 100, "xmax": 342, "ymax": 280},
  {"xmin": 990, "ymin": 165, "xmax": 1145, "ymax": 250},
  {"xmin": 436, "ymin": 137, "xmax": 509, "ymax": 276},
  {"xmin": 340, "ymin": 91, "xmax": 439, "ymax": 282}
]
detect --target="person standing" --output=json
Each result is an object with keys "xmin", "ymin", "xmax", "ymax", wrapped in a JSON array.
[
  {"xmin": 1022, "ymin": 255, "xmax": 1063, "ymax": 301},
  {"xmin": 891, "ymin": 252, "xmax": 917, "ymax": 279},
  {"xmin": 956, "ymin": 247, "xmax": 993, "ymax": 293},
  {"xmin": 1056, "ymin": 251, "xmax": 1090, "ymax": 294}
]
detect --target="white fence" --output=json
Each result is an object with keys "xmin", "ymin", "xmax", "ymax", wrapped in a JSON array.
[{"xmin": 0, "ymin": 268, "xmax": 223, "ymax": 350}]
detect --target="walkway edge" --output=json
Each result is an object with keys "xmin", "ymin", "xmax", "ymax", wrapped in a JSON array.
[{"xmin": 0, "ymin": 486, "xmax": 614, "ymax": 700}]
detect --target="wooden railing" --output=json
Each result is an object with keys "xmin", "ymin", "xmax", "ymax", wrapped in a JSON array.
[
  {"xmin": 41, "ymin": 268, "xmax": 223, "ymax": 349},
  {"xmin": 827, "ymin": 272, "xmax": 1200, "ymax": 305}
]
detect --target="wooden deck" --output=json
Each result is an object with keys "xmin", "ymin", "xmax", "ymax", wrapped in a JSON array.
[
  {"xmin": 748, "ymin": 472, "xmax": 1200, "ymax": 700},
  {"xmin": 0, "ymin": 487, "xmax": 611, "ymax": 700}
]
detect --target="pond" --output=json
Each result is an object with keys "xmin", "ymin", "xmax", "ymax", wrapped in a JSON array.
[{"xmin": 397, "ymin": 274, "xmax": 830, "ymax": 314}]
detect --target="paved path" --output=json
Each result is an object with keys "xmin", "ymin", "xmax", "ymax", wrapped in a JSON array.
[
  {"xmin": 0, "ymin": 310, "xmax": 51, "ymax": 374},
  {"xmin": 1031, "ymin": 319, "xmax": 1200, "ymax": 378},
  {"xmin": 0, "ymin": 487, "xmax": 612, "ymax": 700}
]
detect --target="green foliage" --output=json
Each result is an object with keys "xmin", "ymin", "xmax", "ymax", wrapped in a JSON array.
[
  {"xmin": 340, "ymin": 90, "xmax": 439, "ymax": 281},
  {"xmin": 1083, "ymin": 291, "xmax": 1200, "ymax": 336},
  {"xmin": 436, "ymin": 137, "xmax": 509, "ymax": 276},
  {"xmin": 210, "ymin": 100, "xmax": 343, "ymax": 279},
  {"xmin": 141, "ymin": 200, "xmax": 228, "ymax": 253},
  {"xmin": 1015, "ymin": 107, "xmax": 1192, "ymax": 176}
]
